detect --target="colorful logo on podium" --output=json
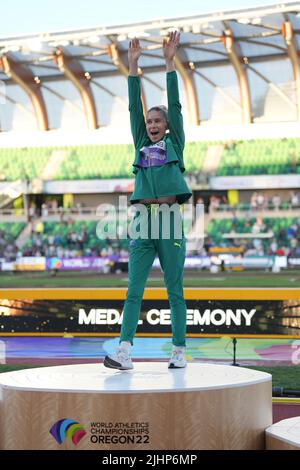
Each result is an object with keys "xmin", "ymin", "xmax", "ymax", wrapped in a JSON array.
[{"xmin": 50, "ymin": 418, "xmax": 87, "ymax": 445}]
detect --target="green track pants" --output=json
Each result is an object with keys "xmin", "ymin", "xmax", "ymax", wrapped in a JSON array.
[{"xmin": 120, "ymin": 204, "xmax": 187, "ymax": 347}]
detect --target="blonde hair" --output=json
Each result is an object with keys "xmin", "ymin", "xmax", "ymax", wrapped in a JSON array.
[{"xmin": 147, "ymin": 106, "xmax": 168, "ymax": 126}]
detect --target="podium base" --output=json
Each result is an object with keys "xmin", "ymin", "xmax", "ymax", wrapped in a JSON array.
[{"xmin": 0, "ymin": 362, "xmax": 272, "ymax": 450}]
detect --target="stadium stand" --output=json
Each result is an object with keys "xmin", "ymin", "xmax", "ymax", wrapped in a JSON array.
[
  {"xmin": 21, "ymin": 212, "xmax": 195, "ymax": 258},
  {"xmin": 0, "ymin": 147, "xmax": 51, "ymax": 181},
  {"xmin": 0, "ymin": 222, "xmax": 26, "ymax": 260},
  {"xmin": 1, "ymin": 138, "xmax": 300, "ymax": 182},
  {"xmin": 0, "ymin": 141, "xmax": 208, "ymax": 181},
  {"xmin": 207, "ymin": 216, "xmax": 300, "ymax": 250},
  {"xmin": 24, "ymin": 220, "xmax": 129, "ymax": 256},
  {"xmin": 217, "ymin": 139, "xmax": 300, "ymax": 176}
]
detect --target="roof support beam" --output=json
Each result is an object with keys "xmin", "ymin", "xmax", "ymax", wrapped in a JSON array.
[
  {"xmin": 282, "ymin": 20, "xmax": 300, "ymax": 121},
  {"xmin": 174, "ymin": 52, "xmax": 199, "ymax": 125},
  {"xmin": 222, "ymin": 28, "xmax": 252, "ymax": 124},
  {"xmin": 1, "ymin": 52, "xmax": 290, "ymax": 86},
  {"xmin": 108, "ymin": 43, "xmax": 147, "ymax": 116},
  {"xmin": 53, "ymin": 48, "xmax": 98, "ymax": 129},
  {"xmin": 0, "ymin": 54, "xmax": 49, "ymax": 131}
]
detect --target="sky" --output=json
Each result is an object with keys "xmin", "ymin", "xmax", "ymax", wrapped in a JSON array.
[{"xmin": 1, "ymin": 0, "xmax": 285, "ymax": 37}]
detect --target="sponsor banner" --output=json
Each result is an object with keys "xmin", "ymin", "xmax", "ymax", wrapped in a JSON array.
[
  {"xmin": 14, "ymin": 257, "xmax": 46, "ymax": 271},
  {"xmin": 288, "ymin": 257, "xmax": 300, "ymax": 267},
  {"xmin": 153, "ymin": 256, "xmax": 210, "ymax": 269},
  {"xmin": 210, "ymin": 255, "xmax": 275, "ymax": 270},
  {"xmin": 46, "ymin": 257, "xmax": 108, "ymax": 271},
  {"xmin": 0, "ymin": 261, "xmax": 15, "ymax": 271},
  {"xmin": 210, "ymin": 247, "xmax": 244, "ymax": 254},
  {"xmin": 226, "ymin": 256, "xmax": 274, "ymax": 269},
  {"xmin": 0, "ymin": 255, "xmax": 286, "ymax": 272},
  {"xmin": 0, "ymin": 299, "xmax": 299, "ymax": 335},
  {"xmin": 274, "ymin": 256, "xmax": 288, "ymax": 269},
  {"xmin": 222, "ymin": 233, "xmax": 273, "ymax": 239},
  {"xmin": 210, "ymin": 174, "xmax": 300, "ymax": 190},
  {"xmin": 184, "ymin": 256, "xmax": 210, "ymax": 269},
  {"xmin": 44, "ymin": 179, "xmax": 135, "ymax": 194},
  {"xmin": 0, "ymin": 257, "xmax": 45, "ymax": 271},
  {"xmin": 46, "ymin": 256, "xmax": 211, "ymax": 271}
]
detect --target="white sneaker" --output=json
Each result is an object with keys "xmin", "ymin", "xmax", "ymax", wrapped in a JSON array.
[
  {"xmin": 168, "ymin": 346, "xmax": 186, "ymax": 369},
  {"xmin": 103, "ymin": 342, "xmax": 133, "ymax": 370}
]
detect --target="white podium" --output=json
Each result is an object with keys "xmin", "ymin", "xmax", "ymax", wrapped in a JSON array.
[
  {"xmin": 0, "ymin": 362, "xmax": 272, "ymax": 450},
  {"xmin": 266, "ymin": 417, "xmax": 300, "ymax": 450}
]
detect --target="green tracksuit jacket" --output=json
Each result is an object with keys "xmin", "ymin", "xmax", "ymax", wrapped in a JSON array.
[{"xmin": 129, "ymin": 71, "xmax": 192, "ymax": 204}]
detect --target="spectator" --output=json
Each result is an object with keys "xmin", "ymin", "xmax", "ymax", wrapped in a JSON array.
[
  {"xmin": 290, "ymin": 191, "xmax": 299, "ymax": 208},
  {"xmin": 287, "ymin": 224, "xmax": 297, "ymax": 240},
  {"xmin": 272, "ymin": 193, "xmax": 281, "ymax": 210},
  {"xmin": 58, "ymin": 206, "xmax": 65, "ymax": 223},
  {"xmin": 78, "ymin": 226, "xmax": 87, "ymax": 250},
  {"xmin": 41, "ymin": 203, "xmax": 49, "ymax": 217},
  {"xmin": 256, "ymin": 192, "xmax": 265, "ymax": 209},
  {"xmin": 54, "ymin": 233, "xmax": 63, "ymax": 246},
  {"xmin": 270, "ymin": 239, "xmax": 278, "ymax": 254},
  {"xmin": 252, "ymin": 219, "xmax": 262, "ymax": 234},
  {"xmin": 250, "ymin": 192, "xmax": 258, "ymax": 210},
  {"xmin": 48, "ymin": 234, "xmax": 55, "ymax": 246},
  {"xmin": 290, "ymin": 238, "xmax": 298, "ymax": 250},
  {"xmin": 51, "ymin": 199, "xmax": 58, "ymax": 211},
  {"xmin": 34, "ymin": 220, "xmax": 44, "ymax": 235},
  {"xmin": 28, "ymin": 202, "xmax": 36, "ymax": 221},
  {"xmin": 209, "ymin": 195, "xmax": 220, "ymax": 213}
]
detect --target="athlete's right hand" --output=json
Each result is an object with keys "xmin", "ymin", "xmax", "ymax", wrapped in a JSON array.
[{"xmin": 128, "ymin": 38, "xmax": 141, "ymax": 63}]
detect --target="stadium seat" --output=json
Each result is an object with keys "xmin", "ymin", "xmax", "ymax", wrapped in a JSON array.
[{"xmin": 1, "ymin": 138, "xmax": 300, "ymax": 181}]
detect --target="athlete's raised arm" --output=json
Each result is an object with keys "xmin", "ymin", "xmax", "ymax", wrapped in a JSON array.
[
  {"xmin": 163, "ymin": 31, "xmax": 185, "ymax": 153},
  {"xmin": 128, "ymin": 38, "xmax": 147, "ymax": 148}
]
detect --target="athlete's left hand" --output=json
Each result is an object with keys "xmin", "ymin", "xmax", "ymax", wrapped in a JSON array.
[{"xmin": 163, "ymin": 30, "xmax": 180, "ymax": 62}]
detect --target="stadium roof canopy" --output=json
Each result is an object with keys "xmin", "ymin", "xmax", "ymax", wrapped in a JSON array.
[{"xmin": 1, "ymin": 1, "xmax": 300, "ymax": 131}]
